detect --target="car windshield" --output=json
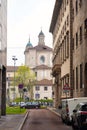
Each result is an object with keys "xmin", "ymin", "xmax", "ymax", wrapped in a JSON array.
[
  {"xmin": 75, "ymin": 104, "xmax": 81, "ymax": 110},
  {"xmin": 81, "ymin": 104, "xmax": 87, "ymax": 111}
]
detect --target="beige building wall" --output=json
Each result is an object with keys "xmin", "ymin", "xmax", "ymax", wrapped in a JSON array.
[
  {"xmin": 72, "ymin": 0, "xmax": 87, "ymax": 97},
  {"xmin": 50, "ymin": 0, "xmax": 73, "ymax": 108},
  {"xmin": 33, "ymin": 85, "xmax": 52, "ymax": 99},
  {"xmin": 6, "ymin": 71, "xmax": 20, "ymax": 101},
  {"xmin": 0, "ymin": 0, "xmax": 7, "ymax": 116},
  {"xmin": 25, "ymin": 49, "xmax": 36, "ymax": 68},
  {"xmin": 50, "ymin": 0, "xmax": 87, "ymax": 108},
  {"xmin": 0, "ymin": 0, "xmax": 7, "ymax": 66}
]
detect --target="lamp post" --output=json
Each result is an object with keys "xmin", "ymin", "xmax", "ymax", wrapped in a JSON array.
[{"xmin": 12, "ymin": 56, "xmax": 17, "ymax": 100}]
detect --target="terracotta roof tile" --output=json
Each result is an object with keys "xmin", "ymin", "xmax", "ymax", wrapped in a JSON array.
[
  {"xmin": 34, "ymin": 45, "xmax": 52, "ymax": 51},
  {"xmin": 36, "ymin": 79, "xmax": 53, "ymax": 86},
  {"xmin": 25, "ymin": 44, "xmax": 52, "ymax": 52},
  {"xmin": 34, "ymin": 64, "xmax": 52, "ymax": 70}
]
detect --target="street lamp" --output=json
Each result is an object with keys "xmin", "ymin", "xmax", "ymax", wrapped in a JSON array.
[{"xmin": 12, "ymin": 56, "xmax": 18, "ymax": 100}]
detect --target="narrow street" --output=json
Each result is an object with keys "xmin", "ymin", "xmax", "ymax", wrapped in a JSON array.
[{"xmin": 22, "ymin": 109, "xmax": 72, "ymax": 130}]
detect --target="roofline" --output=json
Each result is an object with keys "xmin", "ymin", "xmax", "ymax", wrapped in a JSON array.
[{"xmin": 49, "ymin": 0, "xmax": 63, "ymax": 33}]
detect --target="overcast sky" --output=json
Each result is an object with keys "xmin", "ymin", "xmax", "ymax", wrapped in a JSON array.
[{"xmin": 7, "ymin": 0, "xmax": 55, "ymax": 66}]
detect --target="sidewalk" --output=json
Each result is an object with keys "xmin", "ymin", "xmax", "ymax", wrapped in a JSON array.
[
  {"xmin": 0, "ymin": 112, "xmax": 28, "ymax": 130},
  {"xmin": 0, "ymin": 107, "xmax": 61, "ymax": 130},
  {"xmin": 47, "ymin": 107, "xmax": 61, "ymax": 117}
]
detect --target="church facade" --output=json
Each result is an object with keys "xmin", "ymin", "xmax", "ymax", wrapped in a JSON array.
[{"xmin": 24, "ymin": 30, "xmax": 53, "ymax": 100}]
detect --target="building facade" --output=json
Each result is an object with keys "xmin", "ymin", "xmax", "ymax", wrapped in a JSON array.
[
  {"xmin": 50, "ymin": 0, "xmax": 73, "ymax": 108},
  {"xmin": 0, "ymin": 0, "xmax": 7, "ymax": 115},
  {"xmin": 24, "ymin": 30, "xmax": 53, "ymax": 100},
  {"xmin": 6, "ymin": 66, "xmax": 20, "ymax": 102},
  {"xmin": 72, "ymin": 0, "xmax": 87, "ymax": 97},
  {"xmin": 50, "ymin": 0, "xmax": 87, "ymax": 108}
]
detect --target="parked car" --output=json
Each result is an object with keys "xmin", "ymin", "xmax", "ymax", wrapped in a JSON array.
[
  {"xmin": 9, "ymin": 102, "xmax": 17, "ymax": 107},
  {"xmin": 19, "ymin": 102, "xmax": 26, "ymax": 108},
  {"xmin": 71, "ymin": 102, "xmax": 87, "ymax": 130},
  {"xmin": 61, "ymin": 97, "xmax": 87, "ymax": 124},
  {"xmin": 25, "ymin": 102, "xmax": 40, "ymax": 109}
]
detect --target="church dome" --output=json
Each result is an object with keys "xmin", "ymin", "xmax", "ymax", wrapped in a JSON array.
[
  {"xmin": 26, "ymin": 39, "xmax": 33, "ymax": 48},
  {"xmin": 38, "ymin": 30, "xmax": 44, "ymax": 36}
]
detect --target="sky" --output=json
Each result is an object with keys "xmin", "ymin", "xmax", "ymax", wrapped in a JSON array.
[{"xmin": 7, "ymin": 0, "xmax": 55, "ymax": 66}]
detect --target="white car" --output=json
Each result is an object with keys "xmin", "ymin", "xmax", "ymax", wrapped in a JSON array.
[{"xmin": 19, "ymin": 102, "xmax": 26, "ymax": 108}]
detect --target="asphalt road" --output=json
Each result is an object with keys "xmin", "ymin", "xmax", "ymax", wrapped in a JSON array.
[{"xmin": 22, "ymin": 109, "xmax": 72, "ymax": 130}]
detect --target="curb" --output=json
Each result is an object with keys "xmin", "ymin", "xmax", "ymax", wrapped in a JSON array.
[
  {"xmin": 47, "ymin": 107, "xmax": 61, "ymax": 117},
  {"xmin": 18, "ymin": 111, "xmax": 29, "ymax": 130}
]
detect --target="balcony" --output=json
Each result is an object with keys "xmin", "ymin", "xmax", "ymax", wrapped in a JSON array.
[{"xmin": 52, "ymin": 64, "xmax": 61, "ymax": 77}]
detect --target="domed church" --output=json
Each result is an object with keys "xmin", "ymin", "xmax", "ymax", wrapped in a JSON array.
[{"xmin": 24, "ymin": 30, "xmax": 53, "ymax": 100}]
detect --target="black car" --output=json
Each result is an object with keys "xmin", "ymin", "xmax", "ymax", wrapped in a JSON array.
[
  {"xmin": 25, "ymin": 102, "xmax": 40, "ymax": 109},
  {"xmin": 71, "ymin": 102, "xmax": 87, "ymax": 130}
]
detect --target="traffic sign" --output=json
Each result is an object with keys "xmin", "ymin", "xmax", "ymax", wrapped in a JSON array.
[{"xmin": 18, "ymin": 84, "xmax": 23, "ymax": 89}]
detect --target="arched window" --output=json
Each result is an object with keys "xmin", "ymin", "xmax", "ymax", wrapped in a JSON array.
[{"xmin": 40, "ymin": 56, "xmax": 45, "ymax": 63}]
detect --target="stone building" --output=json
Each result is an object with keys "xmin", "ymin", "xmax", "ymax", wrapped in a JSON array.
[
  {"xmin": 72, "ymin": 0, "xmax": 87, "ymax": 97},
  {"xmin": 24, "ymin": 30, "xmax": 53, "ymax": 100},
  {"xmin": 50, "ymin": 0, "xmax": 73, "ymax": 108},
  {"xmin": 0, "ymin": 0, "xmax": 7, "ymax": 115},
  {"xmin": 6, "ymin": 66, "xmax": 20, "ymax": 102},
  {"xmin": 50, "ymin": 0, "xmax": 87, "ymax": 108}
]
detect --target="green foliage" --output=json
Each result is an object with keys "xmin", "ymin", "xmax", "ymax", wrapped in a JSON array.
[
  {"xmin": 15, "ymin": 65, "xmax": 36, "ymax": 87},
  {"xmin": 6, "ymin": 106, "xmax": 26, "ymax": 114},
  {"xmin": 29, "ymin": 99, "xmax": 53, "ymax": 103},
  {"xmin": 36, "ymin": 99, "xmax": 53, "ymax": 103},
  {"xmin": 14, "ymin": 98, "xmax": 24, "ymax": 103}
]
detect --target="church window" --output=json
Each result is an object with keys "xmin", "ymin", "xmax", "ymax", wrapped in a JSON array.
[{"xmin": 40, "ymin": 56, "xmax": 45, "ymax": 63}]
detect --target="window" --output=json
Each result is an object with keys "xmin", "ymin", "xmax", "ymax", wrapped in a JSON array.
[
  {"xmin": 76, "ymin": 67, "xmax": 78, "ymax": 89},
  {"xmin": 0, "ymin": 40, "xmax": 1, "ymax": 50},
  {"xmin": 80, "ymin": 64, "xmax": 83, "ymax": 88},
  {"xmin": 67, "ymin": 15, "xmax": 69, "ymax": 26},
  {"xmin": 72, "ymin": 38, "xmax": 74, "ymax": 50},
  {"xmin": 81, "ymin": 104, "xmax": 87, "ymax": 111},
  {"xmin": 79, "ymin": 0, "xmax": 82, "ymax": 8},
  {"xmin": 76, "ymin": 0, "xmax": 78, "ymax": 14},
  {"xmin": 44, "ymin": 97, "xmax": 48, "ymax": 99},
  {"xmin": 76, "ymin": 32, "xmax": 78, "ymax": 47},
  {"xmin": 80, "ymin": 26, "xmax": 82, "ymax": 42},
  {"xmin": 85, "ymin": 19, "xmax": 87, "ymax": 29},
  {"xmin": 44, "ymin": 86, "xmax": 48, "ymax": 91},
  {"xmin": 67, "ymin": 0, "xmax": 68, "ymax": 5},
  {"xmin": 40, "ymin": 56, "xmax": 45, "ymax": 63},
  {"xmin": 0, "ymin": 25, "xmax": 1, "ymax": 39},
  {"xmin": 35, "ymin": 72, "xmax": 37, "ymax": 77},
  {"xmin": 11, "ymin": 88, "xmax": 15, "ymax": 91},
  {"xmin": 73, "ymin": 70, "xmax": 74, "ymax": 90},
  {"xmin": 35, "ymin": 93, "xmax": 40, "ymax": 99},
  {"xmin": 64, "ymin": 36, "xmax": 66, "ymax": 59},
  {"xmin": 35, "ymin": 86, "xmax": 40, "ymax": 91},
  {"xmin": 84, "ymin": 19, "xmax": 87, "ymax": 34},
  {"xmin": 66, "ymin": 31, "xmax": 69, "ymax": 57}
]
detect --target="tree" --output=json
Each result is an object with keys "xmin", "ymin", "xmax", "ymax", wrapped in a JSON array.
[{"xmin": 15, "ymin": 65, "xmax": 36, "ymax": 99}]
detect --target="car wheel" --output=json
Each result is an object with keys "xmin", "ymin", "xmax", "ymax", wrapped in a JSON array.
[
  {"xmin": 71, "ymin": 118, "xmax": 77, "ymax": 130},
  {"xmin": 77, "ymin": 119, "xmax": 82, "ymax": 130},
  {"xmin": 61, "ymin": 118, "xmax": 65, "ymax": 123}
]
